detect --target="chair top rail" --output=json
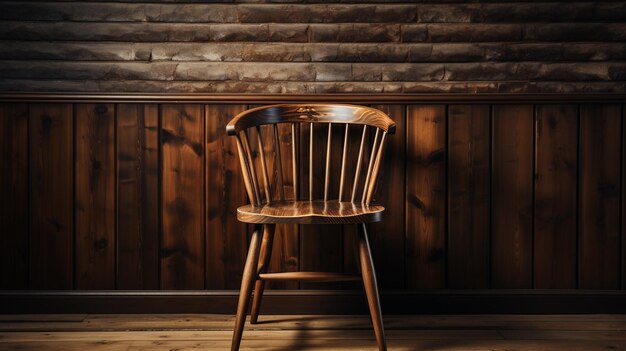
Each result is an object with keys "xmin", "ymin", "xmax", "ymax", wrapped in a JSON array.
[{"xmin": 226, "ymin": 103, "xmax": 396, "ymax": 135}]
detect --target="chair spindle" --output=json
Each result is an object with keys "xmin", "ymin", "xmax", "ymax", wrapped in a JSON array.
[
  {"xmin": 255, "ymin": 126, "xmax": 272, "ymax": 204},
  {"xmin": 338, "ymin": 124, "xmax": 349, "ymax": 201},
  {"xmin": 273, "ymin": 124, "xmax": 286, "ymax": 201},
  {"xmin": 291, "ymin": 123, "xmax": 299, "ymax": 201},
  {"xmin": 365, "ymin": 131, "xmax": 387, "ymax": 206},
  {"xmin": 309, "ymin": 122, "xmax": 314, "ymax": 201},
  {"xmin": 241, "ymin": 130, "xmax": 262, "ymax": 205},
  {"xmin": 324, "ymin": 123, "xmax": 332, "ymax": 202},
  {"xmin": 362, "ymin": 128, "xmax": 380, "ymax": 203},
  {"xmin": 235, "ymin": 134, "xmax": 258, "ymax": 207},
  {"xmin": 351, "ymin": 125, "xmax": 368, "ymax": 203}
]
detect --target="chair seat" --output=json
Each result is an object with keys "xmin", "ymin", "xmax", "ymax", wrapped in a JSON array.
[{"xmin": 237, "ymin": 201, "xmax": 384, "ymax": 224}]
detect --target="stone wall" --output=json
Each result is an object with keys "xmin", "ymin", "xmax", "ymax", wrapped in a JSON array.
[{"xmin": 0, "ymin": 1, "xmax": 625, "ymax": 93}]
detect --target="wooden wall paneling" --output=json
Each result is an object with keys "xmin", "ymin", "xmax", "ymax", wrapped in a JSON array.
[
  {"xmin": 205, "ymin": 104, "xmax": 249, "ymax": 290},
  {"xmin": 342, "ymin": 225, "xmax": 359, "ymax": 290},
  {"xmin": 300, "ymin": 122, "xmax": 344, "ymax": 289},
  {"xmin": 621, "ymin": 104, "xmax": 626, "ymax": 290},
  {"xmin": 533, "ymin": 104, "xmax": 578, "ymax": 289},
  {"xmin": 491, "ymin": 105, "xmax": 534, "ymax": 289},
  {"xmin": 3, "ymin": 95, "xmax": 626, "ymax": 295},
  {"xmin": 116, "ymin": 104, "xmax": 159, "ymax": 290},
  {"xmin": 447, "ymin": 104, "xmax": 491, "ymax": 289},
  {"xmin": 75, "ymin": 104, "xmax": 116, "ymax": 289},
  {"xmin": 28, "ymin": 103, "xmax": 74, "ymax": 289},
  {"xmin": 160, "ymin": 104, "xmax": 205, "ymax": 289},
  {"xmin": 579, "ymin": 104, "xmax": 621, "ymax": 289},
  {"xmin": 266, "ymin": 123, "xmax": 299, "ymax": 289},
  {"xmin": 0, "ymin": 103, "xmax": 29, "ymax": 289},
  {"xmin": 368, "ymin": 104, "xmax": 406, "ymax": 289},
  {"xmin": 405, "ymin": 105, "xmax": 446, "ymax": 289}
]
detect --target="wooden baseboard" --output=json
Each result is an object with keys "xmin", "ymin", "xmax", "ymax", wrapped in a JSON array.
[{"xmin": 1, "ymin": 290, "xmax": 625, "ymax": 314}]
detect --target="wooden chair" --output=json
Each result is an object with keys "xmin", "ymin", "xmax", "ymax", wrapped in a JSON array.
[{"xmin": 226, "ymin": 104, "xmax": 395, "ymax": 351}]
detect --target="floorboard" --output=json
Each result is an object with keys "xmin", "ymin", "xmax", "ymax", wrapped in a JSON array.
[{"xmin": 0, "ymin": 314, "xmax": 624, "ymax": 350}]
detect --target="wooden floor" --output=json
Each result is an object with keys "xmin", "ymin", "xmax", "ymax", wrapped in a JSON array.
[{"xmin": 0, "ymin": 314, "xmax": 625, "ymax": 350}]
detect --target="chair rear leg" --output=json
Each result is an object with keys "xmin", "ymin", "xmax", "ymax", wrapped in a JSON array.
[
  {"xmin": 250, "ymin": 224, "xmax": 276, "ymax": 324},
  {"xmin": 231, "ymin": 224, "xmax": 263, "ymax": 351},
  {"xmin": 357, "ymin": 223, "xmax": 387, "ymax": 351}
]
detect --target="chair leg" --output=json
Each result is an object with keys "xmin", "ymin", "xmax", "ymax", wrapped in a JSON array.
[
  {"xmin": 231, "ymin": 224, "xmax": 263, "ymax": 351},
  {"xmin": 357, "ymin": 223, "xmax": 387, "ymax": 351},
  {"xmin": 250, "ymin": 224, "xmax": 275, "ymax": 324}
]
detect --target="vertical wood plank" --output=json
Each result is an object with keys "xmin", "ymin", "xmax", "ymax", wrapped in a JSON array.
[
  {"xmin": 405, "ymin": 105, "xmax": 446, "ymax": 289},
  {"xmin": 621, "ymin": 104, "xmax": 626, "ymax": 290},
  {"xmin": 161, "ymin": 104, "xmax": 205, "ymax": 290},
  {"xmin": 75, "ymin": 104, "xmax": 116, "ymax": 290},
  {"xmin": 300, "ymin": 123, "xmax": 343, "ymax": 289},
  {"xmin": 117, "ymin": 104, "xmax": 159, "ymax": 290},
  {"xmin": 491, "ymin": 104, "xmax": 534, "ymax": 289},
  {"xmin": 580, "ymin": 104, "xmax": 621, "ymax": 289},
  {"xmin": 205, "ymin": 104, "xmax": 249, "ymax": 290},
  {"xmin": 447, "ymin": 104, "xmax": 491, "ymax": 289},
  {"xmin": 0, "ymin": 103, "xmax": 29, "ymax": 289},
  {"xmin": 29, "ymin": 103, "xmax": 73, "ymax": 289},
  {"xmin": 534, "ymin": 104, "xmax": 578, "ymax": 289},
  {"xmin": 369, "ymin": 104, "xmax": 406, "ymax": 289}
]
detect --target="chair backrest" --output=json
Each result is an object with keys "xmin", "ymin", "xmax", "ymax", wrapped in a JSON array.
[{"xmin": 226, "ymin": 104, "xmax": 395, "ymax": 207}]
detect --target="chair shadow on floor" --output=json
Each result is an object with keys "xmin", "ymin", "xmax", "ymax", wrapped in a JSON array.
[{"xmin": 241, "ymin": 315, "xmax": 626, "ymax": 351}]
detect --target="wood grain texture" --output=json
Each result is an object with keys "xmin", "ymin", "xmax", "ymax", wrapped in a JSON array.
[
  {"xmin": 258, "ymin": 272, "xmax": 360, "ymax": 282},
  {"xmin": 579, "ymin": 104, "xmax": 621, "ymax": 290},
  {"xmin": 491, "ymin": 105, "xmax": 534, "ymax": 289},
  {"xmin": 28, "ymin": 103, "xmax": 74, "ymax": 289},
  {"xmin": 3, "ymin": 314, "xmax": 626, "ymax": 351},
  {"xmin": 227, "ymin": 104, "xmax": 396, "ymax": 136},
  {"xmin": 237, "ymin": 201, "xmax": 384, "ymax": 224},
  {"xmin": 0, "ymin": 103, "xmax": 28, "ymax": 289},
  {"xmin": 447, "ymin": 104, "xmax": 491, "ymax": 289},
  {"xmin": 205, "ymin": 104, "xmax": 248, "ymax": 290},
  {"xmin": 369, "ymin": 105, "xmax": 405, "ymax": 289},
  {"xmin": 1, "ymin": 0, "xmax": 626, "ymax": 96},
  {"xmin": 405, "ymin": 105, "xmax": 446, "ymax": 289},
  {"xmin": 75, "ymin": 104, "xmax": 116, "ymax": 290},
  {"xmin": 161, "ymin": 104, "xmax": 205, "ymax": 290},
  {"xmin": 5, "ymin": 314, "xmax": 626, "ymax": 332},
  {"xmin": 3, "ymin": 98, "xmax": 626, "ymax": 293},
  {"xmin": 116, "ymin": 104, "xmax": 159, "ymax": 290},
  {"xmin": 534, "ymin": 104, "xmax": 578, "ymax": 289}
]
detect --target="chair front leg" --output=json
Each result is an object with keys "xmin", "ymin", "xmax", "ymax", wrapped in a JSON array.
[
  {"xmin": 250, "ymin": 223, "xmax": 276, "ymax": 324},
  {"xmin": 357, "ymin": 223, "xmax": 387, "ymax": 351},
  {"xmin": 231, "ymin": 224, "xmax": 263, "ymax": 351}
]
